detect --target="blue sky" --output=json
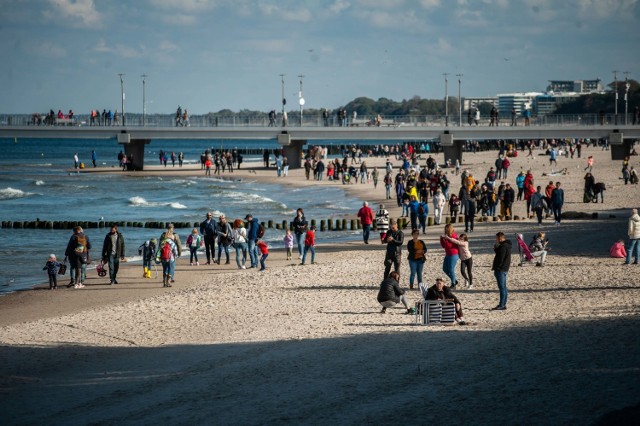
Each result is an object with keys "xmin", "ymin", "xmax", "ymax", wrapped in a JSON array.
[{"xmin": 1, "ymin": 0, "xmax": 638, "ymax": 114}]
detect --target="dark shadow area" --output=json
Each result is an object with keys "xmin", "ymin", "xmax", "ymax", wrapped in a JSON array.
[{"xmin": 1, "ymin": 317, "xmax": 639, "ymax": 425}]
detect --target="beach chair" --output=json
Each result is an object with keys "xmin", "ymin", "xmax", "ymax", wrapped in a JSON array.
[
  {"xmin": 415, "ymin": 283, "xmax": 456, "ymax": 326},
  {"xmin": 515, "ymin": 233, "xmax": 541, "ymax": 266}
]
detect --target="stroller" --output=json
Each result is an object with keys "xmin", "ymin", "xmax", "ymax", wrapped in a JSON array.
[{"xmin": 515, "ymin": 233, "xmax": 534, "ymax": 266}]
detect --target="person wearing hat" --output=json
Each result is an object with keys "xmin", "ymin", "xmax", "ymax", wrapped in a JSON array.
[
  {"xmin": 159, "ymin": 224, "xmax": 181, "ymax": 283},
  {"xmin": 42, "ymin": 254, "xmax": 60, "ymax": 290},
  {"xmin": 245, "ymin": 214, "xmax": 260, "ymax": 268},
  {"xmin": 426, "ymin": 277, "xmax": 466, "ymax": 325}
]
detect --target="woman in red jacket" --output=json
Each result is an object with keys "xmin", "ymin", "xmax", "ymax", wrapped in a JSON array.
[{"xmin": 439, "ymin": 224, "xmax": 460, "ymax": 289}]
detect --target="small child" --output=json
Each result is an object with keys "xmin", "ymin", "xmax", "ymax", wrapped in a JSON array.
[
  {"xmin": 283, "ymin": 229, "xmax": 294, "ymax": 260},
  {"xmin": 301, "ymin": 225, "xmax": 316, "ymax": 265},
  {"xmin": 186, "ymin": 228, "xmax": 202, "ymax": 266},
  {"xmin": 138, "ymin": 238, "xmax": 157, "ymax": 278},
  {"xmin": 610, "ymin": 239, "xmax": 627, "ymax": 258},
  {"xmin": 42, "ymin": 254, "xmax": 60, "ymax": 290},
  {"xmin": 257, "ymin": 239, "xmax": 269, "ymax": 271}
]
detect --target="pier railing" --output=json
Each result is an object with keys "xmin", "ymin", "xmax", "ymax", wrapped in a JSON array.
[{"xmin": 1, "ymin": 113, "xmax": 634, "ymax": 129}]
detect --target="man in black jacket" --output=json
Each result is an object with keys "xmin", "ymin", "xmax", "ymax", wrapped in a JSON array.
[
  {"xmin": 491, "ymin": 232, "xmax": 512, "ymax": 310},
  {"xmin": 101, "ymin": 225, "xmax": 125, "ymax": 285},
  {"xmin": 200, "ymin": 212, "xmax": 217, "ymax": 264},
  {"xmin": 376, "ymin": 271, "xmax": 410, "ymax": 314},
  {"xmin": 383, "ymin": 220, "xmax": 404, "ymax": 279},
  {"xmin": 426, "ymin": 277, "xmax": 466, "ymax": 325}
]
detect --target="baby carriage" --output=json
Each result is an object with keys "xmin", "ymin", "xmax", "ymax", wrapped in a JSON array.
[
  {"xmin": 515, "ymin": 233, "xmax": 534, "ymax": 266},
  {"xmin": 96, "ymin": 262, "xmax": 107, "ymax": 277}
]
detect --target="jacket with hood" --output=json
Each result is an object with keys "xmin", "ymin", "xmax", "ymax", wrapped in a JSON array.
[{"xmin": 629, "ymin": 214, "xmax": 640, "ymax": 239}]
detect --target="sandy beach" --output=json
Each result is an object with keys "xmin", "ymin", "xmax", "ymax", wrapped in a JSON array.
[{"xmin": 1, "ymin": 144, "xmax": 640, "ymax": 424}]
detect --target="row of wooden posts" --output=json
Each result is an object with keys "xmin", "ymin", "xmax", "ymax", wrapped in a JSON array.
[
  {"xmin": 0, "ymin": 212, "xmax": 597, "ymax": 231},
  {"xmin": 0, "ymin": 214, "xmax": 516, "ymax": 231}
]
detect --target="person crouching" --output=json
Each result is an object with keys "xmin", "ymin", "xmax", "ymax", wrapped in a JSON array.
[{"xmin": 377, "ymin": 271, "xmax": 411, "ymax": 314}]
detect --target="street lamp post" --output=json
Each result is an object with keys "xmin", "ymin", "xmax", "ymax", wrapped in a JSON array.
[
  {"xmin": 118, "ymin": 73, "xmax": 126, "ymax": 126},
  {"xmin": 613, "ymin": 70, "xmax": 619, "ymax": 125},
  {"xmin": 141, "ymin": 74, "xmax": 147, "ymax": 126},
  {"xmin": 624, "ymin": 72, "xmax": 630, "ymax": 125},
  {"xmin": 443, "ymin": 73, "xmax": 449, "ymax": 126},
  {"xmin": 456, "ymin": 73, "xmax": 463, "ymax": 126},
  {"xmin": 280, "ymin": 74, "xmax": 286, "ymax": 126},
  {"xmin": 298, "ymin": 75, "xmax": 305, "ymax": 127}
]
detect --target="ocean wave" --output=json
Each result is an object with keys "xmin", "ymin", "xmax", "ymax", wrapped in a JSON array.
[
  {"xmin": 224, "ymin": 191, "xmax": 287, "ymax": 209},
  {"xmin": 0, "ymin": 187, "xmax": 36, "ymax": 200},
  {"xmin": 129, "ymin": 196, "xmax": 188, "ymax": 209},
  {"xmin": 35, "ymin": 180, "xmax": 45, "ymax": 186}
]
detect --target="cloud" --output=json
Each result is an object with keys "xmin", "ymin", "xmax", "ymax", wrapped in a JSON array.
[
  {"xmin": 158, "ymin": 40, "xmax": 179, "ymax": 52},
  {"xmin": 329, "ymin": 0, "xmax": 351, "ymax": 14},
  {"xmin": 241, "ymin": 38, "xmax": 293, "ymax": 54},
  {"xmin": 45, "ymin": 0, "xmax": 102, "ymax": 28},
  {"xmin": 93, "ymin": 39, "xmax": 140, "ymax": 58},
  {"xmin": 575, "ymin": 0, "xmax": 639, "ymax": 20},
  {"xmin": 148, "ymin": 0, "xmax": 217, "ymax": 13},
  {"xmin": 360, "ymin": 9, "xmax": 424, "ymax": 31},
  {"xmin": 257, "ymin": 4, "xmax": 312, "ymax": 22},
  {"xmin": 420, "ymin": 0, "xmax": 441, "ymax": 7}
]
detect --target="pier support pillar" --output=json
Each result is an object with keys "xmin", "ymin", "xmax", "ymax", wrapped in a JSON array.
[
  {"xmin": 609, "ymin": 132, "xmax": 631, "ymax": 161},
  {"xmin": 440, "ymin": 132, "xmax": 463, "ymax": 167},
  {"xmin": 118, "ymin": 133, "xmax": 149, "ymax": 171},
  {"xmin": 278, "ymin": 132, "xmax": 305, "ymax": 169}
]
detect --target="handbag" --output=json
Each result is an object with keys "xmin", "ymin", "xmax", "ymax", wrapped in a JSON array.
[{"xmin": 58, "ymin": 262, "xmax": 67, "ymax": 275}]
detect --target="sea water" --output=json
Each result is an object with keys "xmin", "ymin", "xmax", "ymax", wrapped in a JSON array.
[{"xmin": 0, "ymin": 137, "xmax": 363, "ymax": 293}]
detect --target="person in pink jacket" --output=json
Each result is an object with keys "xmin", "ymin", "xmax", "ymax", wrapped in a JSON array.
[
  {"xmin": 439, "ymin": 224, "xmax": 460, "ymax": 289},
  {"xmin": 610, "ymin": 239, "xmax": 627, "ymax": 258}
]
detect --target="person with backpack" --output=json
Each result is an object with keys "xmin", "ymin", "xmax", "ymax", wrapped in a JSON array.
[
  {"xmin": 101, "ymin": 225, "xmax": 125, "ymax": 285},
  {"xmin": 186, "ymin": 228, "xmax": 202, "ymax": 266},
  {"xmin": 159, "ymin": 224, "xmax": 181, "ymax": 283},
  {"xmin": 64, "ymin": 226, "xmax": 92, "ymax": 289},
  {"xmin": 138, "ymin": 238, "xmax": 157, "ymax": 278},
  {"xmin": 158, "ymin": 235, "xmax": 178, "ymax": 287}
]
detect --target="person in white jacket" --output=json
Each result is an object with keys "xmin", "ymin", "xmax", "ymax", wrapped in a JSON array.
[
  {"xmin": 625, "ymin": 208, "xmax": 640, "ymax": 264},
  {"xmin": 433, "ymin": 188, "xmax": 446, "ymax": 225}
]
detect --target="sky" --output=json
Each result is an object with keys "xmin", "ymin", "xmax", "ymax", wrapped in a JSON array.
[{"xmin": 1, "ymin": 0, "xmax": 639, "ymax": 115}]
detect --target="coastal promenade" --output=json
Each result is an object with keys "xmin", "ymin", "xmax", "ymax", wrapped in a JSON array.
[{"xmin": 1, "ymin": 123, "xmax": 639, "ymax": 170}]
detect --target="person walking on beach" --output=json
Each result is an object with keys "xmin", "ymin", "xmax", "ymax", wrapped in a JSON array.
[
  {"xmin": 283, "ymin": 228, "xmax": 294, "ymax": 260},
  {"xmin": 138, "ymin": 238, "xmax": 157, "ymax": 279},
  {"xmin": 101, "ymin": 225, "xmax": 125, "ymax": 285},
  {"xmin": 200, "ymin": 212, "xmax": 217, "ymax": 265},
  {"xmin": 491, "ymin": 232, "xmax": 512, "ymax": 310},
  {"xmin": 357, "ymin": 201, "xmax": 375, "ymax": 244},
  {"xmin": 377, "ymin": 271, "xmax": 411, "ymax": 314},
  {"xmin": 257, "ymin": 239, "xmax": 269, "ymax": 271},
  {"xmin": 530, "ymin": 186, "xmax": 545, "ymax": 225},
  {"xmin": 246, "ymin": 214, "xmax": 260, "ymax": 268},
  {"xmin": 551, "ymin": 182, "xmax": 565, "ymax": 225},
  {"xmin": 158, "ymin": 235, "xmax": 178, "ymax": 287},
  {"xmin": 301, "ymin": 225, "xmax": 316, "ymax": 265},
  {"xmin": 186, "ymin": 228, "xmax": 202, "ymax": 266},
  {"xmin": 407, "ymin": 229, "xmax": 427, "ymax": 289},
  {"xmin": 231, "ymin": 219, "xmax": 248, "ymax": 269},
  {"xmin": 73, "ymin": 152, "xmax": 79, "ymax": 170},
  {"xmin": 625, "ymin": 208, "xmax": 640, "ymax": 265},
  {"xmin": 42, "ymin": 254, "xmax": 60, "ymax": 290},
  {"xmin": 216, "ymin": 214, "xmax": 233, "ymax": 265},
  {"xmin": 65, "ymin": 226, "xmax": 91, "ymax": 289},
  {"xmin": 292, "ymin": 208, "xmax": 308, "ymax": 259},
  {"xmin": 375, "ymin": 204, "xmax": 390, "ymax": 242},
  {"xmin": 383, "ymin": 220, "xmax": 404, "ymax": 279},
  {"xmin": 159, "ymin": 224, "xmax": 181, "ymax": 283}
]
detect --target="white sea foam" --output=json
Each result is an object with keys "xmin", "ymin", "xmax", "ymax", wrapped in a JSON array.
[
  {"xmin": 224, "ymin": 191, "xmax": 287, "ymax": 209},
  {"xmin": 35, "ymin": 180, "xmax": 45, "ymax": 186},
  {"xmin": 0, "ymin": 187, "xmax": 35, "ymax": 200},
  {"xmin": 129, "ymin": 196, "xmax": 187, "ymax": 209}
]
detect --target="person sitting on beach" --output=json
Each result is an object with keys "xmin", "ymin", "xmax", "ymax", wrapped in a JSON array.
[
  {"xmin": 377, "ymin": 271, "xmax": 411, "ymax": 314},
  {"xmin": 426, "ymin": 277, "xmax": 466, "ymax": 325},
  {"xmin": 529, "ymin": 232, "xmax": 549, "ymax": 266},
  {"xmin": 610, "ymin": 239, "xmax": 627, "ymax": 258}
]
